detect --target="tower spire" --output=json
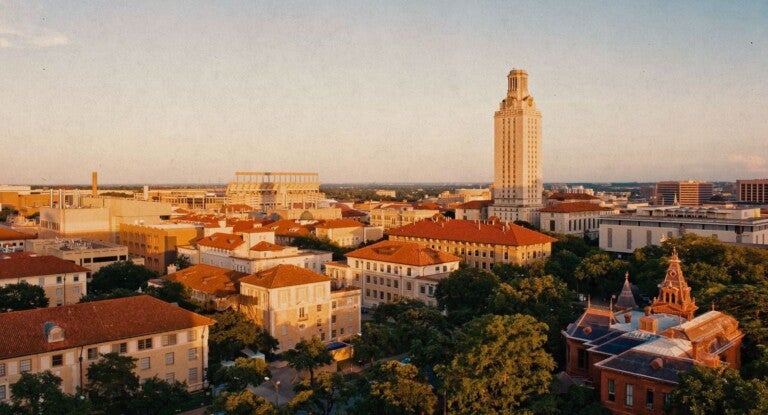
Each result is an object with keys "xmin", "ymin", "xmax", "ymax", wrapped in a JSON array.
[
  {"xmin": 616, "ymin": 271, "xmax": 638, "ymax": 310},
  {"xmin": 650, "ymin": 249, "xmax": 698, "ymax": 320}
]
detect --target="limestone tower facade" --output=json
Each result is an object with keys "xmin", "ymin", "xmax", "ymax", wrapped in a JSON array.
[{"xmin": 488, "ymin": 69, "xmax": 543, "ymax": 224}]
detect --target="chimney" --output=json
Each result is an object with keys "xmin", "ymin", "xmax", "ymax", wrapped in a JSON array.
[
  {"xmin": 92, "ymin": 171, "xmax": 98, "ymax": 197},
  {"xmin": 143, "ymin": 185, "xmax": 149, "ymax": 201},
  {"xmin": 624, "ymin": 312, "xmax": 632, "ymax": 324}
]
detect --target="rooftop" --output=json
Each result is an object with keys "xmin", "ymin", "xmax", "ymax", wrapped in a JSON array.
[
  {"xmin": 388, "ymin": 218, "xmax": 556, "ymax": 247},
  {"xmin": 164, "ymin": 264, "xmax": 247, "ymax": 296},
  {"xmin": 0, "ymin": 295, "xmax": 215, "ymax": 360},
  {"xmin": 539, "ymin": 202, "xmax": 612, "ymax": 214},
  {"xmin": 346, "ymin": 240, "xmax": 461, "ymax": 266},
  {"xmin": 0, "ymin": 255, "xmax": 89, "ymax": 280},
  {"xmin": 239, "ymin": 264, "xmax": 330, "ymax": 289}
]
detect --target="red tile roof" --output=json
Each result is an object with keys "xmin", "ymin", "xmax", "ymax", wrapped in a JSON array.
[
  {"xmin": 0, "ymin": 295, "xmax": 215, "ymax": 359},
  {"xmin": 165, "ymin": 264, "xmax": 246, "ymax": 296},
  {"xmin": 387, "ymin": 218, "xmax": 557, "ymax": 247},
  {"xmin": 250, "ymin": 241, "xmax": 286, "ymax": 252},
  {"xmin": 456, "ymin": 200, "xmax": 493, "ymax": 210},
  {"xmin": 0, "ymin": 255, "xmax": 89, "ymax": 280},
  {"xmin": 0, "ymin": 227, "xmax": 35, "ymax": 241},
  {"xmin": 346, "ymin": 240, "xmax": 461, "ymax": 266},
  {"xmin": 197, "ymin": 233, "xmax": 244, "ymax": 250},
  {"xmin": 315, "ymin": 219, "xmax": 364, "ymax": 229},
  {"xmin": 539, "ymin": 202, "xmax": 612, "ymax": 214},
  {"xmin": 220, "ymin": 204, "xmax": 253, "ymax": 213},
  {"xmin": 267, "ymin": 220, "xmax": 311, "ymax": 237},
  {"xmin": 547, "ymin": 193, "xmax": 599, "ymax": 201},
  {"xmin": 239, "ymin": 264, "xmax": 329, "ymax": 289}
]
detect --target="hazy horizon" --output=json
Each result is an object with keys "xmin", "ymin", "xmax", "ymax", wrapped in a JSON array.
[{"xmin": 2, "ymin": 1, "xmax": 767, "ymax": 185}]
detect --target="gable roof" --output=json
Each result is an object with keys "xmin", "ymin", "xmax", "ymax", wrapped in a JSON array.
[
  {"xmin": 456, "ymin": 200, "xmax": 493, "ymax": 210},
  {"xmin": 250, "ymin": 241, "xmax": 286, "ymax": 252},
  {"xmin": 539, "ymin": 202, "xmax": 612, "ymax": 214},
  {"xmin": 387, "ymin": 218, "xmax": 557, "ymax": 247},
  {"xmin": 164, "ymin": 264, "xmax": 247, "ymax": 296},
  {"xmin": 197, "ymin": 233, "xmax": 244, "ymax": 251},
  {"xmin": 267, "ymin": 220, "xmax": 311, "ymax": 237},
  {"xmin": 346, "ymin": 240, "xmax": 461, "ymax": 266},
  {"xmin": 0, "ymin": 255, "xmax": 89, "ymax": 280},
  {"xmin": 0, "ymin": 295, "xmax": 215, "ymax": 360},
  {"xmin": 239, "ymin": 264, "xmax": 329, "ymax": 289}
]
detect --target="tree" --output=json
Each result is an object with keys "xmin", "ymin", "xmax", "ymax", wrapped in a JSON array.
[
  {"xmin": 573, "ymin": 251, "xmax": 628, "ymax": 297},
  {"xmin": 7, "ymin": 371, "xmax": 89, "ymax": 415},
  {"xmin": 173, "ymin": 254, "xmax": 193, "ymax": 270},
  {"xmin": 129, "ymin": 377, "xmax": 192, "ymax": 415},
  {"xmin": 86, "ymin": 353, "xmax": 139, "ymax": 414},
  {"xmin": 89, "ymin": 261, "xmax": 156, "ymax": 296},
  {"xmin": 436, "ymin": 314, "xmax": 555, "ymax": 414},
  {"xmin": 208, "ymin": 310, "xmax": 276, "ymax": 362},
  {"xmin": 212, "ymin": 390, "xmax": 276, "ymax": 415},
  {"xmin": 145, "ymin": 281, "xmax": 196, "ymax": 310},
  {"xmin": 352, "ymin": 361, "xmax": 437, "ymax": 415},
  {"xmin": 0, "ymin": 281, "xmax": 49, "ymax": 311},
  {"xmin": 435, "ymin": 267, "xmax": 500, "ymax": 324},
  {"xmin": 213, "ymin": 357, "xmax": 271, "ymax": 392},
  {"xmin": 351, "ymin": 322, "xmax": 396, "ymax": 366},
  {"xmin": 290, "ymin": 371, "xmax": 353, "ymax": 415},
  {"xmin": 669, "ymin": 365, "xmax": 768, "ymax": 414},
  {"xmin": 283, "ymin": 336, "xmax": 332, "ymax": 388}
]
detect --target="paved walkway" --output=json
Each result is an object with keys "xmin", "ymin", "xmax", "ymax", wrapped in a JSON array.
[{"xmin": 248, "ymin": 360, "xmax": 300, "ymax": 406}]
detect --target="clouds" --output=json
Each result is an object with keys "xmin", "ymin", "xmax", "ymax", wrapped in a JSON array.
[
  {"xmin": 728, "ymin": 154, "xmax": 768, "ymax": 176},
  {"xmin": 0, "ymin": 1, "xmax": 69, "ymax": 49}
]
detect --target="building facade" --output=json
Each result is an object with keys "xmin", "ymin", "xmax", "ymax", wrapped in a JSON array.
[
  {"xmin": 0, "ymin": 254, "xmax": 88, "ymax": 307},
  {"xmin": 0, "ymin": 295, "xmax": 214, "ymax": 400},
  {"xmin": 655, "ymin": 181, "xmax": 713, "ymax": 206},
  {"xmin": 387, "ymin": 218, "xmax": 556, "ymax": 271},
  {"xmin": 120, "ymin": 223, "xmax": 203, "ymax": 274},
  {"xmin": 164, "ymin": 264, "xmax": 247, "ymax": 311},
  {"xmin": 562, "ymin": 251, "xmax": 743, "ymax": 415},
  {"xmin": 737, "ymin": 179, "xmax": 768, "ymax": 204},
  {"xmin": 238, "ymin": 265, "xmax": 360, "ymax": 351},
  {"xmin": 599, "ymin": 206, "xmax": 768, "ymax": 253},
  {"xmin": 313, "ymin": 219, "xmax": 383, "ymax": 248},
  {"xmin": 225, "ymin": 172, "xmax": 325, "ymax": 211},
  {"xmin": 326, "ymin": 240, "xmax": 462, "ymax": 308},
  {"xmin": 489, "ymin": 69, "xmax": 543, "ymax": 224},
  {"xmin": 25, "ymin": 238, "xmax": 132, "ymax": 274},
  {"xmin": 0, "ymin": 227, "xmax": 35, "ymax": 252},
  {"xmin": 369, "ymin": 204, "xmax": 440, "ymax": 231},
  {"xmin": 539, "ymin": 202, "xmax": 617, "ymax": 239}
]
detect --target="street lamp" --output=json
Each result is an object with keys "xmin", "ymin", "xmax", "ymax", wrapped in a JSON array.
[{"xmin": 264, "ymin": 376, "xmax": 280, "ymax": 407}]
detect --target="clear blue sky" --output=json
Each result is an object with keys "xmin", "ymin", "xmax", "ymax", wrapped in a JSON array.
[{"xmin": 2, "ymin": 1, "xmax": 766, "ymax": 185}]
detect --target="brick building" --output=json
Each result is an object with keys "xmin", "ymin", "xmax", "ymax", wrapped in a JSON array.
[{"xmin": 562, "ymin": 250, "xmax": 743, "ymax": 414}]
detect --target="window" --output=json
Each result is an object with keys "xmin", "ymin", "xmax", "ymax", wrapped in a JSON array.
[
  {"xmin": 407, "ymin": 268, "xmax": 412, "ymax": 276},
  {"xmin": 607, "ymin": 228, "xmax": 613, "ymax": 248},
  {"xmin": 393, "ymin": 280, "xmax": 398, "ymax": 288},
  {"xmin": 379, "ymin": 291, "xmax": 384, "ymax": 299},
  {"xmin": 332, "ymin": 301, "xmax": 337, "ymax": 309},
  {"xmin": 56, "ymin": 276, "xmax": 63, "ymax": 284},
  {"xmin": 73, "ymin": 275, "xmax": 80, "ymax": 282},
  {"xmin": 577, "ymin": 349, "xmax": 587, "ymax": 369},
  {"xmin": 187, "ymin": 330, "xmax": 196, "ymax": 342},
  {"xmin": 0, "ymin": 385, "xmax": 5, "ymax": 400},
  {"xmin": 0, "ymin": 363, "xmax": 4, "ymax": 377},
  {"xmin": 55, "ymin": 288, "xmax": 63, "ymax": 297},
  {"xmin": 188, "ymin": 368, "xmax": 199, "ymax": 382},
  {"xmin": 165, "ymin": 352, "xmax": 174, "ymax": 365},
  {"xmin": 138, "ymin": 338, "xmax": 153, "ymax": 350},
  {"xmin": 73, "ymin": 286, "xmax": 81, "ymax": 296},
  {"xmin": 625, "ymin": 384, "xmax": 634, "ymax": 406},
  {"xmin": 113, "ymin": 342, "xmax": 128, "ymax": 354},
  {"xmin": 420, "ymin": 286, "xmax": 426, "ymax": 294},
  {"xmin": 340, "ymin": 327, "xmax": 345, "ymax": 335},
  {"xmin": 317, "ymin": 304, "xmax": 322, "ymax": 312},
  {"xmin": 316, "ymin": 318, "xmax": 322, "ymax": 327},
  {"xmin": 646, "ymin": 389, "xmax": 654, "ymax": 409},
  {"xmin": 332, "ymin": 329, "xmax": 337, "ymax": 338},
  {"xmin": 87, "ymin": 348, "xmax": 99, "ymax": 360},
  {"xmin": 188, "ymin": 348, "xmax": 198, "ymax": 361},
  {"xmin": 298, "ymin": 307, "xmax": 306, "ymax": 320},
  {"xmin": 165, "ymin": 373, "xmax": 175, "ymax": 383},
  {"xmin": 331, "ymin": 315, "xmax": 337, "ymax": 324},
  {"xmin": 607, "ymin": 379, "xmax": 616, "ymax": 401},
  {"xmin": 373, "ymin": 276, "xmax": 378, "ymax": 285},
  {"xmin": 20, "ymin": 359, "xmax": 31, "ymax": 372},
  {"xmin": 406, "ymin": 282, "xmax": 412, "ymax": 291},
  {"xmin": 663, "ymin": 393, "xmax": 671, "ymax": 406},
  {"xmin": 162, "ymin": 334, "xmax": 177, "ymax": 346},
  {"xmin": 366, "ymin": 275, "xmax": 370, "ymax": 283},
  {"xmin": 140, "ymin": 357, "xmax": 150, "ymax": 370},
  {"xmin": 626, "ymin": 229, "xmax": 632, "ymax": 250}
]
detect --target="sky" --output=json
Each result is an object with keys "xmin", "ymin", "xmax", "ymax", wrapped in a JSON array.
[{"xmin": 1, "ymin": 1, "xmax": 767, "ymax": 185}]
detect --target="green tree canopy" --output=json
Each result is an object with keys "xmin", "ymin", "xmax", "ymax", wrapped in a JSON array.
[
  {"xmin": 88, "ymin": 261, "xmax": 156, "ymax": 296},
  {"xmin": 129, "ymin": 377, "xmax": 192, "ymax": 415},
  {"xmin": 212, "ymin": 390, "xmax": 276, "ymax": 415},
  {"xmin": 437, "ymin": 314, "xmax": 555, "ymax": 414},
  {"xmin": 213, "ymin": 357, "xmax": 271, "ymax": 392},
  {"xmin": 435, "ymin": 267, "xmax": 500, "ymax": 324},
  {"xmin": 669, "ymin": 365, "xmax": 768, "ymax": 415},
  {"xmin": 85, "ymin": 352, "xmax": 139, "ymax": 414},
  {"xmin": 208, "ymin": 310, "xmax": 278, "ymax": 362},
  {"xmin": 284, "ymin": 336, "xmax": 333, "ymax": 388},
  {"xmin": 0, "ymin": 281, "xmax": 49, "ymax": 312},
  {"xmin": 353, "ymin": 361, "xmax": 437, "ymax": 415},
  {"xmin": 7, "ymin": 371, "xmax": 89, "ymax": 415},
  {"xmin": 290, "ymin": 371, "xmax": 353, "ymax": 415}
]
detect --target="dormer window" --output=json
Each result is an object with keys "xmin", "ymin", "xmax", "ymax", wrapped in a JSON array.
[{"xmin": 44, "ymin": 322, "xmax": 64, "ymax": 343}]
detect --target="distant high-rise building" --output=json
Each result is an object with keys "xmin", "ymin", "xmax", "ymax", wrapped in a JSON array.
[
  {"xmin": 737, "ymin": 179, "xmax": 768, "ymax": 204},
  {"xmin": 489, "ymin": 69, "xmax": 542, "ymax": 224},
  {"xmin": 655, "ymin": 181, "xmax": 713, "ymax": 206}
]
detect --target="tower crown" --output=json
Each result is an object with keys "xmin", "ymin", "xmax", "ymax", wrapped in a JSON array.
[
  {"xmin": 507, "ymin": 69, "xmax": 529, "ymax": 100},
  {"xmin": 650, "ymin": 248, "xmax": 698, "ymax": 320}
]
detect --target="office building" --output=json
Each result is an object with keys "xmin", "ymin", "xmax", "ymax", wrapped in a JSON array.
[
  {"xmin": 737, "ymin": 179, "xmax": 768, "ymax": 204},
  {"xmin": 655, "ymin": 181, "xmax": 713, "ymax": 206}
]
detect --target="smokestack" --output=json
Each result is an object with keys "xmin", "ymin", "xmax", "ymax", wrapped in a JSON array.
[
  {"xmin": 143, "ymin": 185, "xmax": 149, "ymax": 201},
  {"xmin": 92, "ymin": 172, "xmax": 98, "ymax": 197}
]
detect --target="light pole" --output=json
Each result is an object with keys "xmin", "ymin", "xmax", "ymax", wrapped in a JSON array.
[{"xmin": 264, "ymin": 376, "xmax": 280, "ymax": 407}]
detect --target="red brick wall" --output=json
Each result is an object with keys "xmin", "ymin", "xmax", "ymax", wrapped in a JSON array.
[{"xmin": 599, "ymin": 369, "xmax": 675, "ymax": 415}]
